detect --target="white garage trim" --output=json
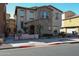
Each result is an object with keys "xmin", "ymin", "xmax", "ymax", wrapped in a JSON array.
[{"xmin": 67, "ymin": 28, "xmax": 76, "ymax": 34}]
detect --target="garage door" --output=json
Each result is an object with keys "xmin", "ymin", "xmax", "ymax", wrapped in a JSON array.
[{"xmin": 67, "ymin": 28, "xmax": 76, "ymax": 34}]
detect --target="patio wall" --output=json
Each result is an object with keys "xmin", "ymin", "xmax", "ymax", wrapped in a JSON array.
[{"xmin": 15, "ymin": 34, "xmax": 39, "ymax": 40}]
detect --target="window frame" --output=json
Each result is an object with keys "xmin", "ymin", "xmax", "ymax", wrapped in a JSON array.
[
  {"xmin": 55, "ymin": 13, "xmax": 60, "ymax": 20},
  {"xmin": 19, "ymin": 9, "xmax": 25, "ymax": 17},
  {"xmin": 40, "ymin": 11, "xmax": 49, "ymax": 19}
]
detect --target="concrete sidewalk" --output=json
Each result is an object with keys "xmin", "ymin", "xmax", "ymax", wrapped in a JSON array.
[{"xmin": 0, "ymin": 44, "xmax": 12, "ymax": 50}]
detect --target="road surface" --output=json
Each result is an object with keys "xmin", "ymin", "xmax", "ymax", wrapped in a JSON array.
[{"xmin": 0, "ymin": 44, "xmax": 79, "ymax": 56}]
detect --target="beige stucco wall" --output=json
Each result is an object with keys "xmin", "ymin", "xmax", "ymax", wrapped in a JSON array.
[
  {"xmin": 16, "ymin": 6, "xmax": 62, "ymax": 34},
  {"xmin": 16, "ymin": 8, "xmax": 26, "ymax": 32},
  {"xmin": 63, "ymin": 17, "xmax": 79, "ymax": 27},
  {"xmin": 26, "ymin": 19, "xmax": 52, "ymax": 34},
  {"xmin": 25, "ymin": 7, "xmax": 62, "ymax": 34},
  {"xmin": 60, "ymin": 16, "xmax": 79, "ymax": 34}
]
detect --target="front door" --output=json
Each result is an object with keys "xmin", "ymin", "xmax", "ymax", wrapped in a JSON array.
[{"xmin": 29, "ymin": 25, "xmax": 35, "ymax": 34}]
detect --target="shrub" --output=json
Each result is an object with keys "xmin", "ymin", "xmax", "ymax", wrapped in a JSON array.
[
  {"xmin": 58, "ymin": 32, "xmax": 66, "ymax": 38},
  {"xmin": 42, "ymin": 34, "xmax": 53, "ymax": 38}
]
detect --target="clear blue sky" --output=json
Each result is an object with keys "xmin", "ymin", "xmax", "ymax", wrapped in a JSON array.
[{"xmin": 6, "ymin": 3, "xmax": 79, "ymax": 18}]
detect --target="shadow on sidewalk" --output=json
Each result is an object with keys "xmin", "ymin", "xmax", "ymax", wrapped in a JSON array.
[{"xmin": 4, "ymin": 36, "xmax": 72, "ymax": 44}]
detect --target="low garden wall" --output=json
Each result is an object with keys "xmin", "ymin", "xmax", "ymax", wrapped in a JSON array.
[{"xmin": 15, "ymin": 34, "xmax": 39, "ymax": 40}]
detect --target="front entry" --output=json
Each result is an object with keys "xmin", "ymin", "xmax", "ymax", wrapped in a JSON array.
[{"xmin": 29, "ymin": 25, "xmax": 35, "ymax": 34}]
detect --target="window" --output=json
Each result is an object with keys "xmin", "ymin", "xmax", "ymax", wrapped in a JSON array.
[
  {"xmin": 40, "ymin": 11, "xmax": 49, "ymax": 19},
  {"xmin": 19, "ymin": 9, "xmax": 25, "ymax": 16},
  {"xmin": 30, "ymin": 18, "xmax": 34, "ymax": 20},
  {"xmin": 30, "ymin": 10, "xmax": 34, "ymax": 13},
  {"xmin": 55, "ymin": 13, "xmax": 61, "ymax": 20},
  {"xmin": 29, "ymin": 10, "xmax": 34, "ymax": 20},
  {"xmin": 56, "ymin": 13, "xmax": 59, "ymax": 20},
  {"xmin": 43, "ymin": 11, "xmax": 48, "ymax": 18}
]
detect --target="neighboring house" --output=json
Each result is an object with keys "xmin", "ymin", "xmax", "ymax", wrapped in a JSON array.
[
  {"xmin": 61, "ymin": 11, "xmax": 79, "ymax": 34},
  {"xmin": 62, "ymin": 11, "xmax": 76, "ymax": 19},
  {"xmin": 15, "ymin": 5, "xmax": 62, "ymax": 35},
  {"xmin": 6, "ymin": 14, "xmax": 10, "ymax": 20},
  {"xmin": 6, "ymin": 14, "xmax": 10, "ymax": 36},
  {"xmin": 0, "ymin": 3, "xmax": 7, "ymax": 37},
  {"xmin": 6, "ymin": 18, "xmax": 16, "ymax": 36}
]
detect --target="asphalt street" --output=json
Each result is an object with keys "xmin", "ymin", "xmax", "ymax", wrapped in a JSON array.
[{"xmin": 0, "ymin": 44, "xmax": 79, "ymax": 56}]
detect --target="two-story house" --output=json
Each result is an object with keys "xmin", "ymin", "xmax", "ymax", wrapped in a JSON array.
[
  {"xmin": 15, "ymin": 5, "xmax": 62, "ymax": 35},
  {"xmin": 61, "ymin": 11, "xmax": 79, "ymax": 34}
]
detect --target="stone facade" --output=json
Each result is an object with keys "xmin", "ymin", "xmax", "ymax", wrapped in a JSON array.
[{"xmin": 6, "ymin": 19, "xmax": 16, "ymax": 35}]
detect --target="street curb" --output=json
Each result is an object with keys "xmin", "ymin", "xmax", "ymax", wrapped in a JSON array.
[
  {"xmin": 64, "ymin": 41, "xmax": 79, "ymax": 44},
  {"xmin": 48, "ymin": 42, "xmax": 64, "ymax": 45},
  {"xmin": 48, "ymin": 41, "xmax": 79, "ymax": 45},
  {"xmin": 0, "ymin": 41, "xmax": 79, "ymax": 50},
  {"xmin": 19, "ymin": 45, "xmax": 33, "ymax": 48},
  {"xmin": 0, "ymin": 45, "xmax": 33, "ymax": 50},
  {"xmin": 0, "ymin": 47, "xmax": 18, "ymax": 50}
]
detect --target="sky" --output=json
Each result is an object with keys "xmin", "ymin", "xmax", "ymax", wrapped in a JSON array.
[{"xmin": 6, "ymin": 3, "xmax": 79, "ymax": 19}]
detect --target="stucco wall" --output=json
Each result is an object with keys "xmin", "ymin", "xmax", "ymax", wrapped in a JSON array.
[
  {"xmin": 16, "ymin": 6, "xmax": 62, "ymax": 34},
  {"xmin": 63, "ymin": 17, "xmax": 79, "ymax": 27},
  {"xmin": 16, "ymin": 8, "xmax": 26, "ymax": 31}
]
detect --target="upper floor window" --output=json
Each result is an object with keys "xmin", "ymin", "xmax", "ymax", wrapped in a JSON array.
[
  {"xmin": 30, "ymin": 10, "xmax": 34, "ymax": 13},
  {"xmin": 43, "ymin": 11, "xmax": 49, "ymax": 18},
  {"xmin": 55, "ymin": 13, "xmax": 61, "ymax": 20},
  {"xmin": 40, "ymin": 11, "xmax": 49, "ymax": 19},
  {"xmin": 19, "ymin": 9, "xmax": 25, "ymax": 16},
  {"xmin": 29, "ymin": 10, "xmax": 34, "ymax": 20}
]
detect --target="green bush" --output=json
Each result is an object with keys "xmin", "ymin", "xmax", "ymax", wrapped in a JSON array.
[
  {"xmin": 42, "ymin": 34, "xmax": 53, "ymax": 38},
  {"xmin": 58, "ymin": 32, "xmax": 66, "ymax": 38}
]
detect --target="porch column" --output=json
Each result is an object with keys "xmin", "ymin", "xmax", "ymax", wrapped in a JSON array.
[{"xmin": 65, "ymin": 28, "xmax": 67, "ymax": 33}]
